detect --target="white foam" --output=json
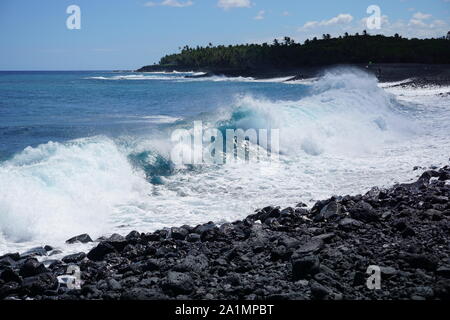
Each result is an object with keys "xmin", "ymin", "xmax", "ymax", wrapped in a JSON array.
[
  {"xmin": 0, "ymin": 137, "xmax": 150, "ymax": 253},
  {"xmin": 88, "ymin": 73, "xmax": 297, "ymax": 84},
  {"xmin": 87, "ymin": 74, "xmax": 187, "ymax": 81},
  {"xmin": 378, "ymin": 79, "xmax": 414, "ymax": 88}
]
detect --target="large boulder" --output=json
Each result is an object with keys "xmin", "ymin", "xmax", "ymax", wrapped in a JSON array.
[
  {"xmin": 87, "ymin": 242, "xmax": 116, "ymax": 261},
  {"xmin": 349, "ymin": 201, "xmax": 379, "ymax": 222},
  {"xmin": 66, "ymin": 234, "xmax": 93, "ymax": 244},
  {"xmin": 21, "ymin": 272, "xmax": 58, "ymax": 295},
  {"xmin": 161, "ymin": 271, "xmax": 194, "ymax": 296},
  {"xmin": 62, "ymin": 252, "xmax": 86, "ymax": 264},
  {"xmin": 19, "ymin": 259, "xmax": 48, "ymax": 278},
  {"xmin": 291, "ymin": 255, "xmax": 320, "ymax": 280}
]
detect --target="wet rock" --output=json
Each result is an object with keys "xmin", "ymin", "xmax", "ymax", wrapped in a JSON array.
[
  {"xmin": 170, "ymin": 227, "xmax": 189, "ymax": 240},
  {"xmin": 271, "ymin": 246, "xmax": 288, "ymax": 261},
  {"xmin": 424, "ymin": 209, "xmax": 443, "ymax": 221},
  {"xmin": 296, "ymin": 202, "xmax": 308, "ymax": 208},
  {"xmin": 403, "ymin": 253, "xmax": 438, "ymax": 271},
  {"xmin": 87, "ymin": 242, "xmax": 116, "ymax": 261},
  {"xmin": 107, "ymin": 278, "xmax": 122, "ymax": 291},
  {"xmin": 314, "ymin": 201, "xmax": 341, "ymax": 221},
  {"xmin": 294, "ymin": 239, "xmax": 324, "ymax": 255},
  {"xmin": 338, "ymin": 218, "xmax": 363, "ymax": 231},
  {"xmin": 22, "ymin": 273, "xmax": 58, "ymax": 295},
  {"xmin": 143, "ymin": 259, "xmax": 160, "ymax": 272},
  {"xmin": 19, "ymin": 259, "xmax": 48, "ymax": 278},
  {"xmin": 62, "ymin": 252, "xmax": 86, "ymax": 264},
  {"xmin": 49, "ymin": 250, "xmax": 63, "ymax": 256},
  {"xmin": 436, "ymin": 266, "xmax": 450, "ymax": 279},
  {"xmin": 192, "ymin": 222, "xmax": 216, "ymax": 235},
  {"xmin": 161, "ymin": 272, "xmax": 194, "ymax": 296},
  {"xmin": 349, "ymin": 201, "xmax": 379, "ymax": 222},
  {"xmin": 125, "ymin": 231, "xmax": 141, "ymax": 243},
  {"xmin": 186, "ymin": 233, "xmax": 201, "ymax": 242},
  {"xmin": 402, "ymin": 226, "xmax": 416, "ymax": 237},
  {"xmin": 200, "ymin": 228, "xmax": 219, "ymax": 242},
  {"xmin": 107, "ymin": 233, "xmax": 126, "ymax": 242},
  {"xmin": 66, "ymin": 234, "xmax": 93, "ymax": 244},
  {"xmin": 431, "ymin": 195, "xmax": 448, "ymax": 204},
  {"xmin": 381, "ymin": 266, "xmax": 398, "ymax": 278},
  {"xmin": 291, "ymin": 255, "xmax": 320, "ymax": 280},
  {"xmin": 0, "ymin": 282, "xmax": 20, "ymax": 299},
  {"xmin": 176, "ymin": 254, "xmax": 208, "ymax": 273},
  {"xmin": 21, "ymin": 247, "xmax": 47, "ymax": 257},
  {"xmin": 310, "ymin": 280, "xmax": 332, "ymax": 300},
  {"xmin": 121, "ymin": 287, "xmax": 167, "ymax": 300},
  {"xmin": 0, "ymin": 268, "xmax": 22, "ymax": 283},
  {"xmin": 353, "ymin": 271, "xmax": 366, "ymax": 286},
  {"xmin": 312, "ymin": 233, "xmax": 336, "ymax": 244}
]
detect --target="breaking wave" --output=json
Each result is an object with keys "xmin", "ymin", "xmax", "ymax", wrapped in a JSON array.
[{"xmin": 2, "ymin": 68, "xmax": 442, "ymax": 254}]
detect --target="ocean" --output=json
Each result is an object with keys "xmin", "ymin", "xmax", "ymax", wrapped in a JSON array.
[{"xmin": 1, "ymin": 68, "xmax": 449, "ymax": 256}]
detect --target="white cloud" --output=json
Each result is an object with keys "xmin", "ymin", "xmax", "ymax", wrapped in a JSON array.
[
  {"xmin": 299, "ymin": 13, "xmax": 354, "ymax": 31},
  {"xmin": 144, "ymin": 0, "xmax": 193, "ymax": 7},
  {"xmin": 409, "ymin": 19, "xmax": 428, "ymax": 27},
  {"xmin": 412, "ymin": 12, "xmax": 432, "ymax": 20},
  {"xmin": 295, "ymin": 12, "xmax": 449, "ymax": 43},
  {"xmin": 254, "ymin": 10, "xmax": 265, "ymax": 20},
  {"xmin": 217, "ymin": 0, "xmax": 251, "ymax": 10},
  {"xmin": 407, "ymin": 12, "xmax": 444, "ymax": 29}
]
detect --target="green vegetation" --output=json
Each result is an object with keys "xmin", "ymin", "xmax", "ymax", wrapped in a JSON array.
[{"xmin": 138, "ymin": 33, "xmax": 450, "ymax": 72}]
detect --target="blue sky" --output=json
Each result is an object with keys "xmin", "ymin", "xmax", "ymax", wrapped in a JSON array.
[{"xmin": 0, "ymin": 0, "xmax": 449, "ymax": 70}]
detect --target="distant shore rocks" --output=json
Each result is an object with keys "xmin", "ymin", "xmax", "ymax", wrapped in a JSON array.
[{"xmin": 0, "ymin": 165, "xmax": 449, "ymax": 300}]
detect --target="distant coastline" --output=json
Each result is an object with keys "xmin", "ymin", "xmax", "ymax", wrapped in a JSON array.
[{"xmin": 137, "ymin": 34, "xmax": 450, "ymax": 83}]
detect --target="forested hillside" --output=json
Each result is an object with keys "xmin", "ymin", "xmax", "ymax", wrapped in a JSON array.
[{"xmin": 138, "ymin": 33, "xmax": 450, "ymax": 73}]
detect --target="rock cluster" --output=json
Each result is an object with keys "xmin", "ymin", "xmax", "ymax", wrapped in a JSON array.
[{"xmin": 1, "ymin": 166, "xmax": 449, "ymax": 300}]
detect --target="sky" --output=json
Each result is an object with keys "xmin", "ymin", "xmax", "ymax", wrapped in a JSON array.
[{"xmin": 0, "ymin": 0, "xmax": 449, "ymax": 70}]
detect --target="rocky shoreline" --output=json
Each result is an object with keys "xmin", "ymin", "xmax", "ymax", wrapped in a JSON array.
[
  {"xmin": 139, "ymin": 63, "xmax": 450, "ymax": 85},
  {"xmin": 1, "ymin": 165, "xmax": 450, "ymax": 300}
]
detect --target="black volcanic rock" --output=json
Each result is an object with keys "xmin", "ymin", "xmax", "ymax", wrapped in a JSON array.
[
  {"xmin": 66, "ymin": 234, "xmax": 93, "ymax": 244},
  {"xmin": 1, "ymin": 165, "xmax": 450, "ymax": 300},
  {"xmin": 349, "ymin": 201, "xmax": 379, "ymax": 222},
  {"xmin": 161, "ymin": 272, "xmax": 194, "ymax": 296},
  {"xmin": 19, "ymin": 259, "xmax": 48, "ymax": 278},
  {"xmin": 62, "ymin": 252, "xmax": 86, "ymax": 264},
  {"xmin": 21, "ymin": 273, "xmax": 58, "ymax": 295},
  {"xmin": 170, "ymin": 227, "xmax": 189, "ymax": 240},
  {"xmin": 87, "ymin": 242, "xmax": 116, "ymax": 261},
  {"xmin": 0, "ymin": 268, "xmax": 22, "ymax": 284},
  {"xmin": 292, "ymin": 255, "xmax": 320, "ymax": 280},
  {"xmin": 21, "ymin": 247, "xmax": 47, "ymax": 257}
]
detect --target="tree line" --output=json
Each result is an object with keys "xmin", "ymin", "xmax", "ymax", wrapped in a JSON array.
[{"xmin": 138, "ymin": 32, "xmax": 450, "ymax": 72}]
